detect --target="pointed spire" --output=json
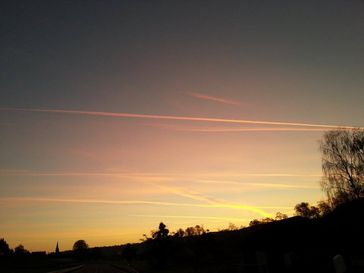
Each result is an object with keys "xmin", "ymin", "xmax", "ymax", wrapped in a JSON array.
[{"xmin": 55, "ymin": 241, "xmax": 59, "ymax": 254}]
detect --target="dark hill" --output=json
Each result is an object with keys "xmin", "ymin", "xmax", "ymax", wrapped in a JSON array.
[{"xmin": 129, "ymin": 199, "xmax": 364, "ymax": 273}]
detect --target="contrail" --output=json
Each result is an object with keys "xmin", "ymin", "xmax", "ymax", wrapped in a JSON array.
[
  {"xmin": 0, "ymin": 197, "xmax": 204, "ymax": 207},
  {"xmin": 0, "ymin": 197, "xmax": 270, "ymax": 216},
  {"xmin": 0, "ymin": 169, "xmax": 322, "ymax": 178},
  {"xmin": 148, "ymin": 123, "xmax": 332, "ymax": 132},
  {"xmin": 0, "ymin": 169, "xmax": 320, "ymax": 190},
  {"xmin": 187, "ymin": 92, "xmax": 241, "ymax": 106},
  {"xmin": 170, "ymin": 127, "xmax": 332, "ymax": 132},
  {"xmin": 193, "ymin": 179, "xmax": 320, "ymax": 189},
  {"xmin": 0, "ymin": 197, "xmax": 290, "ymax": 210},
  {"xmin": 143, "ymin": 182, "xmax": 271, "ymax": 217},
  {"xmin": 130, "ymin": 214, "xmax": 251, "ymax": 222},
  {"xmin": 0, "ymin": 107, "xmax": 361, "ymax": 129}
]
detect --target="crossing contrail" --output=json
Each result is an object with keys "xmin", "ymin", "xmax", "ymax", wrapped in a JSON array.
[{"xmin": 0, "ymin": 107, "xmax": 361, "ymax": 129}]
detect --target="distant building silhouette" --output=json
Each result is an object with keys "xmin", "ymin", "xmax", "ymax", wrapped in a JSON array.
[{"xmin": 55, "ymin": 242, "xmax": 59, "ymax": 254}]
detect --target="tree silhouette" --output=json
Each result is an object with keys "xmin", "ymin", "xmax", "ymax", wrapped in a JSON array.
[
  {"xmin": 14, "ymin": 244, "xmax": 29, "ymax": 256},
  {"xmin": 194, "ymin": 225, "xmax": 205, "ymax": 235},
  {"xmin": 320, "ymin": 129, "xmax": 364, "ymax": 206},
  {"xmin": 248, "ymin": 212, "xmax": 288, "ymax": 227},
  {"xmin": 317, "ymin": 200, "xmax": 332, "ymax": 216},
  {"xmin": 185, "ymin": 226, "xmax": 196, "ymax": 236},
  {"xmin": 73, "ymin": 240, "xmax": 89, "ymax": 251},
  {"xmin": 173, "ymin": 228, "xmax": 185, "ymax": 237},
  {"xmin": 0, "ymin": 238, "xmax": 12, "ymax": 256},
  {"xmin": 228, "ymin": 223, "xmax": 239, "ymax": 230},
  {"xmin": 294, "ymin": 202, "xmax": 320, "ymax": 219},
  {"xmin": 275, "ymin": 212, "xmax": 288, "ymax": 220},
  {"xmin": 152, "ymin": 222, "xmax": 169, "ymax": 239},
  {"xmin": 249, "ymin": 219, "xmax": 262, "ymax": 227}
]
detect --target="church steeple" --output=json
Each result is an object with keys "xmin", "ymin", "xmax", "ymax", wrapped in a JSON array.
[{"xmin": 55, "ymin": 242, "xmax": 59, "ymax": 254}]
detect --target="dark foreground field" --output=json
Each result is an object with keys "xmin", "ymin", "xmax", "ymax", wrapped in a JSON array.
[
  {"xmin": 1, "ymin": 261, "xmax": 137, "ymax": 273},
  {"xmin": 56, "ymin": 263, "xmax": 135, "ymax": 273}
]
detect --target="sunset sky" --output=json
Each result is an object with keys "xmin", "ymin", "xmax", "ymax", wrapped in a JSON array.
[{"xmin": 1, "ymin": 1, "xmax": 364, "ymax": 252}]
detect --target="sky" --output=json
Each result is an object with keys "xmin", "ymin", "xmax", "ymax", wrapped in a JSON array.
[{"xmin": 0, "ymin": 0, "xmax": 364, "ymax": 252}]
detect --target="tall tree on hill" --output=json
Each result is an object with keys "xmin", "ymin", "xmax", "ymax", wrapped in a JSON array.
[{"xmin": 320, "ymin": 128, "xmax": 364, "ymax": 206}]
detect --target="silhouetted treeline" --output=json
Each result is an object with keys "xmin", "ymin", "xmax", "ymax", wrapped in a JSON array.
[{"xmin": 124, "ymin": 198, "xmax": 364, "ymax": 273}]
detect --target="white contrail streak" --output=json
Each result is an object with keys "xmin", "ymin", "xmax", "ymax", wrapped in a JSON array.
[{"xmin": 0, "ymin": 107, "xmax": 361, "ymax": 129}]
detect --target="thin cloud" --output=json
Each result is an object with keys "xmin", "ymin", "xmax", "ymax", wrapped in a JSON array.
[
  {"xmin": 145, "ymin": 182, "xmax": 271, "ymax": 217},
  {"xmin": 0, "ymin": 169, "xmax": 321, "ymax": 178},
  {"xmin": 0, "ymin": 169, "xmax": 320, "ymax": 191},
  {"xmin": 148, "ymin": 123, "xmax": 328, "ymax": 133},
  {"xmin": 167, "ymin": 126, "xmax": 330, "ymax": 132},
  {"xmin": 243, "ymin": 182, "xmax": 319, "ymax": 189},
  {"xmin": 0, "ymin": 197, "xmax": 291, "ymax": 211},
  {"xmin": 0, "ymin": 197, "xmax": 198, "ymax": 207},
  {"xmin": 0, "ymin": 107, "xmax": 361, "ymax": 129},
  {"xmin": 193, "ymin": 179, "xmax": 320, "ymax": 189},
  {"xmin": 150, "ymin": 123, "xmax": 332, "ymax": 133},
  {"xmin": 187, "ymin": 92, "xmax": 240, "ymax": 106},
  {"xmin": 130, "ymin": 214, "xmax": 250, "ymax": 222},
  {"xmin": 0, "ymin": 197, "xmax": 269, "ymax": 216}
]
